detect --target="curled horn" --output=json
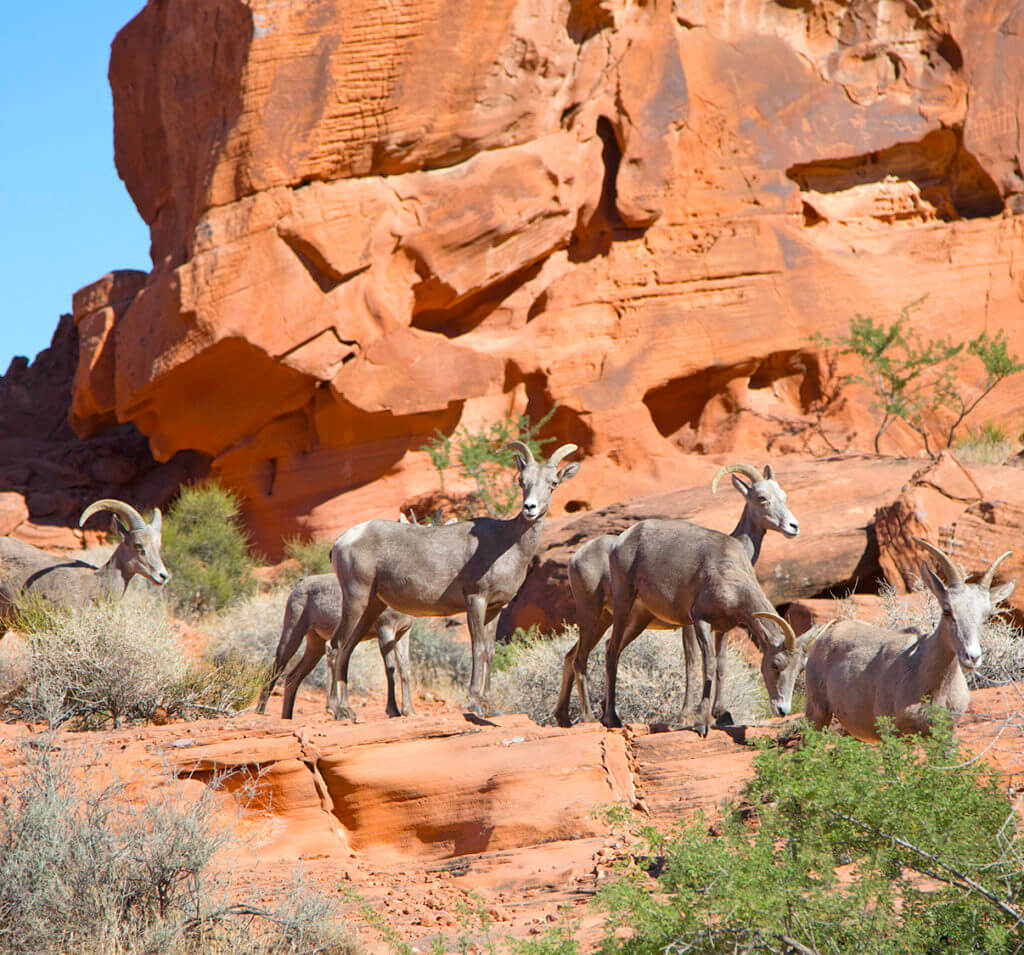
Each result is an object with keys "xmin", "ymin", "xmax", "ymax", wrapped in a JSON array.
[
  {"xmin": 547, "ymin": 443, "xmax": 578, "ymax": 468},
  {"xmin": 912, "ymin": 537, "xmax": 964, "ymax": 588},
  {"xmin": 711, "ymin": 462, "xmax": 763, "ymax": 494},
  {"xmin": 753, "ymin": 611, "xmax": 796, "ymax": 650},
  {"xmin": 980, "ymin": 551, "xmax": 1012, "ymax": 590},
  {"xmin": 79, "ymin": 499, "xmax": 147, "ymax": 532},
  {"xmin": 503, "ymin": 441, "xmax": 535, "ymax": 466}
]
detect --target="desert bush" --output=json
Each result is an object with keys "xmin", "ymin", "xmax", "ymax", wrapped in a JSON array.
[
  {"xmin": 162, "ymin": 483, "xmax": 258, "ymax": 617},
  {"xmin": 2, "ymin": 598, "xmax": 266, "ymax": 729},
  {"xmin": 814, "ymin": 302, "xmax": 1023, "ymax": 456},
  {"xmin": 282, "ymin": 535, "xmax": 334, "ymax": 579},
  {"xmin": 590, "ymin": 718, "xmax": 1023, "ymax": 953},
  {"xmin": 491, "ymin": 625, "xmax": 768, "ymax": 726},
  {"xmin": 409, "ymin": 620, "xmax": 471, "ymax": 702},
  {"xmin": 0, "ymin": 738, "xmax": 361, "ymax": 954},
  {"xmin": 953, "ymin": 420, "xmax": 1017, "ymax": 466},
  {"xmin": 420, "ymin": 408, "xmax": 558, "ymax": 518}
]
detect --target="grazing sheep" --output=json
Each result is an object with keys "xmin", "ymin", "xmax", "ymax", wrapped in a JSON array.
[
  {"xmin": 804, "ymin": 539, "xmax": 1014, "ymax": 740},
  {"xmin": 602, "ymin": 520, "xmax": 808, "ymax": 735},
  {"xmin": 554, "ymin": 463, "xmax": 798, "ymax": 727},
  {"xmin": 0, "ymin": 499, "xmax": 168, "ymax": 632},
  {"xmin": 328, "ymin": 442, "xmax": 580, "ymax": 720}
]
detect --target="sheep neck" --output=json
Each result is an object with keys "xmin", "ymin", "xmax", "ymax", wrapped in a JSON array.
[
  {"xmin": 910, "ymin": 618, "xmax": 962, "ymax": 702},
  {"xmin": 96, "ymin": 553, "xmax": 132, "ymax": 601},
  {"xmin": 730, "ymin": 508, "xmax": 764, "ymax": 564}
]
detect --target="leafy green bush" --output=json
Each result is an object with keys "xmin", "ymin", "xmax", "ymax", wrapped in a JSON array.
[
  {"xmin": 282, "ymin": 534, "xmax": 334, "ymax": 578},
  {"xmin": 162, "ymin": 483, "xmax": 258, "ymax": 616},
  {"xmin": 592, "ymin": 718, "xmax": 1023, "ymax": 953},
  {"xmin": 420, "ymin": 408, "xmax": 558, "ymax": 518},
  {"xmin": 813, "ymin": 302, "xmax": 1023, "ymax": 456},
  {"xmin": 0, "ymin": 738, "xmax": 362, "ymax": 954},
  {"xmin": 1, "ymin": 598, "xmax": 267, "ymax": 729}
]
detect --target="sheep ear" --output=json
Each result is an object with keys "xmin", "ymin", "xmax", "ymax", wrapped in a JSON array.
[
  {"xmin": 731, "ymin": 473, "xmax": 752, "ymax": 498},
  {"xmin": 555, "ymin": 462, "xmax": 580, "ymax": 484},
  {"xmin": 763, "ymin": 464, "xmax": 774, "ymax": 480},
  {"xmin": 110, "ymin": 516, "xmax": 126, "ymax": 541},
  {"xmin": 149, "ymin": 507, "xmax": 162, "ymax": 533},
  {"xmin": 922, "ymin": 562, "xmax": 951, "ymax": 607},
  {"xmin": 991, "ymin": 579, "xmax": 1016, "ymax": 606}
]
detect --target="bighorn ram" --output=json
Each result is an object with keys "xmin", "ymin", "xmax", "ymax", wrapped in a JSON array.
[
  {"xmin": 804, "ymin": 539, "xmax": 1014, "ymax": 740},
  {"xmin": 554, "ymin": 463, "xmax": 798, "ymax": 727},
  {"xmin": 0, "ymin": 499, "xmax": 168, "ymax": 631},
  {"xmin": 328, "ymin": 442, "xmax": 580, "ymax": 720},
  {"xmin": 602, "ymin": 519, "xmax": 813, "ymax": 735},
  {"xmin": 255, "ymin": 574, "xmax": 414, "ymax": 719}
]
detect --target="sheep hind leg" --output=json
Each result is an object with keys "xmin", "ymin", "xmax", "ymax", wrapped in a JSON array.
[{"xmin": 711, "ymin": 630, "xmax": 732, "ymax": 726}]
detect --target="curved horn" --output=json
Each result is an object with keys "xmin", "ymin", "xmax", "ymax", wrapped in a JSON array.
[
  {"xmin": 753, "ymin": 611, "xmax": 796, "ymax": 650},
  {"xmin": 79, "ymin": 499, "xmax": 146, "ymax": 532},
  {"xmin": 503, "ymin": 441, "xmax": 535, "ymax": 465},
  {"xmin": 980, "ymin": 551, "xmax": 1012, "ymax": 590},
  {"xmin": 547, "ymin": 443, "xmax": 578, "ymax": 468},
  {"xmin": 711, "ymin": 462, "xmax": 764, "ymax": 494},
  {"xmin": 912, "ymin": 537, "xmax": 964, "ymax": 587}
]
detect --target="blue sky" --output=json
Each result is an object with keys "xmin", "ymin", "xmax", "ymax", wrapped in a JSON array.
[{"xmin": 1, "ymin": 1, "xmax": 150, "ymax": 374}]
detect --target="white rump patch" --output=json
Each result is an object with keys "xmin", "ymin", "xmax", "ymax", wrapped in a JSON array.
[{"xmin": 335, "ymin": 521, "xmax": 371, "ymax": 550}]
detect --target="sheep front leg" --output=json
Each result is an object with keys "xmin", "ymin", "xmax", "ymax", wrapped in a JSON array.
[
  {"xmin": 689, "ymin": 617, "xmax": 715, "ymax": 737},
  {"xmin": 680, "ymin": 624, "xmax": 701, "ymax": 724},
  {"xmin": 465, "ymin": 593, "xmax": 494, "ymax": 717},
  {"xmin": 329, "ymin": 594, "xmax": 386, "ymax": 722},
  {"xmin": 375, "ymin": 622, "xmax": 403, "ymax": 718},
  {"xmin": 281, "ymin": 637, "xmax": 325, "ymax": 720}
]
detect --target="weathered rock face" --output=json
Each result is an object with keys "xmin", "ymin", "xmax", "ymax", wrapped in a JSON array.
[
  {"xmin": 0, "ymin": 313, "xmax": 209, "ymax": 549},
  {"xmin": 73, "ymin": 0, "xmax": 1024, "ymax": 551}
]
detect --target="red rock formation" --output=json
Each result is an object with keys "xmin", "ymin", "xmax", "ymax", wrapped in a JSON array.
[{"xmin": 62, "ymin": 0, "xmax": 1024, "ymax": 552}]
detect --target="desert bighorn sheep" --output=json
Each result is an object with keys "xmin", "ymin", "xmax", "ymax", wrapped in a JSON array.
[
  {"xmin": 601, "ymin": 518, "xmax": 812, "ymax": 735},
  {"xmin": 0, "ymin": 499, "xmax": 168, "ymax": 631},
  {"xmin": 328, "ymin": 442, "xmax": 580, "ymax": 720},
  {"xmin": 554, "ymin": 463, "xmax": 798, "ymax": 727},
  {"xmin": 255, "ymin": 573, "xmax": 414, "ymax": 719},
  {"xmin": 804, "ymin": 539, "xmax": 1014, "ymax": 740}
]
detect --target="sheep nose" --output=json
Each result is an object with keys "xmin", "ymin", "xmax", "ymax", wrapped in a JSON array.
[
  {"xmin": 774, "ymin": 700, "xmax": 790, "ymax": 717},
  {"xmin": 964, "ymin": 651, "xmax": 981, "ymax": 669},
  {"xmin": 523, "ymin": 502, "xmax": 539, "ymax": 518}
]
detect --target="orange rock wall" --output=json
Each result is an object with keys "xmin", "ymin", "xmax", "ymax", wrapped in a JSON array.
[{"xmin": 76, "ymin": 0, "xmax": 1024, "ymax": 552}]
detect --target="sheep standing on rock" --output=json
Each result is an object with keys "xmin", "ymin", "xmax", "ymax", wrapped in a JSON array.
[
  {"xmin": 804, "ymin": 538, "xmax": 1014, "ymax": 740},
  {"xmin": 0, "ymin": 499, "xmax": 168, "ymax": 632},
  {"xmin": 328, "ymin": 442, "xmax": 580, "ymax": 720}
]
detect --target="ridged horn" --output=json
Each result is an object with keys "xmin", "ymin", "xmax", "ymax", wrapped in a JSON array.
[
  {"xmin": 547, "ymin": 443, "xmax": 578, "ymax": 468},
  {"xmin": 503, "ymin": 441, "xmax": 535, "ymax": 465},
  {"xmin": 980, "ymin": 551, "xmax": 1012, "ymax": 590},
  {"xmin": 753, "ymin": 611, "xmax": 796, "ymax": 650},
  {"xmin": 912, "ymin": 537, "xmax": 964, "ymax": 587},
  {"xmin": 79, "ymin": 499, "xmax": 147, "ymax": 532},
  {"xmin": 712, "ymin": 462, "xmax": 764, "ymax": 494}
]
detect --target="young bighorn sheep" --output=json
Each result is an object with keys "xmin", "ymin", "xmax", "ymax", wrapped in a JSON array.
[
  {"xmin": 0, "ymin": 499, "xmax": 169, "ymax": 632},
  {"xmin": 255, "ymin": 574, "xmax": 414, "ymax": 719},
  {"xmin": 328, "ymin": 442, "xmax": 580, "ymax": 720},
  {"xmin": 554, "ymin": 463, "xmax": 798, "ymax": 727},
  {"xmin": 804, "ymin": 539, "xmax": 1014, "ymax": 740},
  {"xmin": 601, "ymin": 520, "xmax": 812, "ymax": 735}
]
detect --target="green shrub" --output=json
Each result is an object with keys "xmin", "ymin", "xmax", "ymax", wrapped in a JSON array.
[
  {"xmin": 1, "ymin": 598, "xmax": 268, "ymax": 729},
  {"xmin": 813, "ymin": 303, "xmax": 1023, "ymax": 456},
  {"xmin": 162, "ymin": 483, "xmax": 258, "ymax": 616},
  {"xmin": 0, "ymin": 738, "xmax": 362, "ymax": 954},
  {"xmin": 420, "ymin": 408, "xmax": 558, "ymax": 518},
  {"xmin": 591, "ymin": 718, "xmax": 1023, "ymax": 953},
  {"xmin": 491, "ymin": 625, "xmax": 768, "ymax": 727},
  {"xmin": 282, "ymin": 534, "xmax": 334, "ymax": 578}
]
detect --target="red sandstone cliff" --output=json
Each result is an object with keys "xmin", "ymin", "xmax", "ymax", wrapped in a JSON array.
[{"xmin": 60, "ymin": 0, "xmax": 1024, "ymax": 552}]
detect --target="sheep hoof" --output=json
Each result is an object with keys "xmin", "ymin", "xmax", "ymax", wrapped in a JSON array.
[
  {"xmin": 714, "ymin": 710, "xmax": 734, "ymax": 727},
  {"xmin": 553, "ymin": 709, "xmax": 572, "ymax": 728},
  {"xmin": 330, "ymin": 705, "xmax": 358, "ymax": 723},
  {"xmin": 601, "ymin": 712, "xmax": 623, "ymax": 729}
]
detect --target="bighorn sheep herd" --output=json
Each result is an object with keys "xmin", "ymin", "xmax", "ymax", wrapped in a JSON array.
[{"xmin": 0, "ymin": 448, "xmax": 1011, "ymax": 743}]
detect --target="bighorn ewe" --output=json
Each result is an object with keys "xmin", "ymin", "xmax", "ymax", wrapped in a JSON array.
[
  {"xmin": 0, "ymin": 499, "xmax": 168, "ymax": 631},
  {"xmin": 255, "ymin": 574, "xmax": 414, "ymax": 719},
  {"xmin": 601, "ymin": 519, "xmax": 812, "ymax": 735},
  {"xmin": 804, "ymin": 539, "xmax": 1014, "ymax": 740},
  {"xmin": 328, "ymin": 442, "xmax": 580, "ymax": 720},
  {"xmin": 554, "ymin": 463, "xmax": 798, "ymax": 727}
]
